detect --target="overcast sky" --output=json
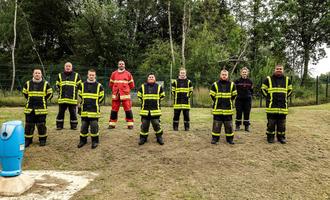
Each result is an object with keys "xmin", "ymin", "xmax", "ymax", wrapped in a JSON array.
[{"xmin": 310, "ymin": 47, "xmax": 330, "ymax": 77}]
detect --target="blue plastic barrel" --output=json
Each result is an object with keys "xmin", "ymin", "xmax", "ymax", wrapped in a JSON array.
[{"xmin": 0, "ymin": 120, "xmax": 25, "ymax": 177}]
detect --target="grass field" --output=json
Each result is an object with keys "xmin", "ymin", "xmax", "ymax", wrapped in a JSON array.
[{"xmin": 0, "ymin": 104, "xmax": 330, "ymax": 200}]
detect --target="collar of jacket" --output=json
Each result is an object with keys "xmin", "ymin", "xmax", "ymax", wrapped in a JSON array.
[{"xmin": 32, "ymin": 78, "xmax": 43, "ymax": 83}]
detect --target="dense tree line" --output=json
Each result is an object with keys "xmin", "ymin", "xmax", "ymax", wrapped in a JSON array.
[{"xmin": 0, "ymin": 0, "xmax": 329, "ymax": 89}]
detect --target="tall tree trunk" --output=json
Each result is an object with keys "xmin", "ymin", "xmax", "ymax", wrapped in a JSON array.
[
  {"xmin": 181, "ymin": 2, "xmax": 186, "ymax": 68},
  {"xmin": 301, "ymin": 44, "xmax": 310, "ymax": 86},
  {"xmin": 11, "ymin": 0, "xmax": 18, "ymax": 92},
  {"xmin": 168, "ymin": 1, "xmax": 175, "ymax": 67}
]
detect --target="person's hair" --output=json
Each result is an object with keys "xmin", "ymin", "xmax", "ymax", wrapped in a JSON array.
[
  {"xmin": 64, "ymin": 62, "xmax": 72, "ymax": 67},
  {"xmin": 88, "ymin": 69, "xmax": 96, "ymax": 74},
  {"xmin": 147, "ymin": 72, "xmax": 155, "ymax": 77},
  {"xmin": 275, "ymin": 64, "xmax": 284, "ymax": 69},
  {"xmin": 118, "ymin": 60, "xmax": 125, "ymax": 64},
  {"xmin": 179, "ymin": 67, "xmax": 186, "ymax": 72},
  {"xmin": 240, "ymin": 67, "xmax": 249, "ymax": 73},
  {"xmin": 221, "ymin": 69, "xmax": 228, "ymax": 74},
  {"xmin": 33, "ymin": 68, "xmax": 42, "ymax": 73}
]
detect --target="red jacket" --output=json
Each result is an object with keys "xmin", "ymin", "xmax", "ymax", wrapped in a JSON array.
[{"xmin": 109, "ymin": 69, "xmax": 135, "ymax": 100}]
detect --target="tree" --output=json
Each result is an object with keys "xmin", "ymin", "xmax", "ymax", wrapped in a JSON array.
[{"xmin": 275, "ymin": 0, "xmax": 330, "ymax": 86}]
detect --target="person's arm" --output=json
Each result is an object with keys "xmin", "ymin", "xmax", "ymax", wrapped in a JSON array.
[
  {"xmin": 99, "ymin": 84, "xmax": 105, "ymax": 104},
  {"xmin": 209, "ymin": 82, "xmax": 216, "ymax": 102},
  {"xmin": 109, "ymin": 72, "xmax": 114, "ymax": 90},
  {"xmin": 22, "ymin": 81, "xmax": 28, "ymax": 99},
  {"xmin": 137, "ymin": 85, "xmax": 143, "ymax": 102},
  {"xmin": 287, "ymin": 78, "xmax": 293, "ymax": 97},
  {"xmin": 45, "ymin": 82, "xmax": 53, "ymax": 101},
  {"xmin": 159, "ymin": 85, "xmax": 165, "ymax": 100},
  {"xmin": 261, "ymin": 78, "xmax": 269, "ymax": 97},
  {"xmin": 171, "ymin": 80, "xmax": 176, "ymax": 96},
  {"xmin": 231, "ymin": 83, "xmax": 237, "ymax": 101},
  {"xmin": 188, "ymin": 80, "xmax": 193, "ymax": 97},
  {"xmin": 128, "ymin": 72, "xmax": 135, "ymax": 89}
]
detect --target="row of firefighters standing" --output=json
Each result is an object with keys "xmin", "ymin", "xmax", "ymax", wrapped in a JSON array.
[{"xmin": 22, "ymin": 61, "xmax": 292, "ymax": 148}]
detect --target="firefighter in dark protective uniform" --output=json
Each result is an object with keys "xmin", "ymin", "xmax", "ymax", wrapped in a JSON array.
[
  {"xmin": 22, "ymin": 68, "xmax": 53, "ymax": 147},
  {"xmin": 77, "ymin": 69, "xmax": 104, "ymax": 149},
  {"xmin": 56, "ymin": 62, "xmax": 82, "ymax": 130},
  {"xmin": 172, "ymin": 68, "xmax": 193, "ymax": 131},
  {"xmin": 261, "ymin": 64, "xmax": 292, "ymax": 144},
  {"xmin": 137, "ymin": 73, "xmax": 165, "ymax": 145},
  {"xmin": 209, "ymin": 69, "xmax": 237, "ymax": 145},
  {"xmin": 234, "ymin": 67, "xmax": 253, "ymax": 132}
]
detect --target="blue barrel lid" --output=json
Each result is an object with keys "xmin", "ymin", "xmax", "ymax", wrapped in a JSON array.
[{"xmin": 3, "ymin": 121, "xmax": 23, "ymax": 126}]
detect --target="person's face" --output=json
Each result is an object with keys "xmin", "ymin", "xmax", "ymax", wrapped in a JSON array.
[
  {"xmin": 220, "ymin": 71, "xmax": 228, "ymax": 81},
  {"xmin": 88, "ymin": 71, "xmax": 96, "ymax": 81},
  {"xmin": 118, "ymin": 61, "xmax": 125, "ymax": 70},
  {"xmin": 179, "ymin": 70, "xmax": 186, "ymax": 79},
  {"xmin": 64, "ymin": 63, "xmax": 73, "ymax": 72},
  {"xmin": 241, "ymin": 70, "xmax": 248, "ymax": 79},
  {"xmin": 33, "ymin": 69, "xmax": 42, "ymax": 80},
  {"xmin": 274, "ymin": 66, "xmax": 284, "ymax": 76},
  {"xmin": 147, "ymin": 75, "xmax": 156, "ymax": 83}
]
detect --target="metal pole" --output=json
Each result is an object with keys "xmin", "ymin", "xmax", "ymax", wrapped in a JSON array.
[
  {"xmin": 326, "ymin": 75, "xmax": 329, "ymax": 99},
  {"xmin": 316, "ymin": 76, "xmax": 319, "ymax": 105},
  {"xmin": 169, "ymin": 62, "xmax": 172, "ymax": 105}
]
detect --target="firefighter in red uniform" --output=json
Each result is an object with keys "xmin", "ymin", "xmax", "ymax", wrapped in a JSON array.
[{"xmin": 108, "ymin": 60, "xmax": 135, "ymax": 129}]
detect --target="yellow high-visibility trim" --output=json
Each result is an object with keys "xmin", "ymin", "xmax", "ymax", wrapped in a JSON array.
[{"xmin": 212, "ymin": 132, "xmax": 221, "ymax": 136}]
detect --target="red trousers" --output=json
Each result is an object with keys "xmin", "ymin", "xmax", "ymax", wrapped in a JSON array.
[{"xmin": 109, "ymin": 99, "xmax": 134, "ymax": 127}]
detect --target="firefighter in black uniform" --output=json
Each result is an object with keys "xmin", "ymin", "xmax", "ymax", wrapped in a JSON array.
[
  {"xmin": 261, "ymin": 64, "xmax": 292, "ymax": 144},
  {"xmin": 137, "ymin": 73, "xmax": 165, "ymax": 145},
  {"xmin": 209, "ymin": 69, "xmax": 237, "ymax": 144},
  {"xmin": 234, "ymin": 67, "xmax": 253, "ymax": 132},
  {"xmin": 172, "ymin": 68, "xmax": 193, "ymax": 131},
  {"xmin": 22, "ymin": 68, "xmax": 53, "ymax": 147},
  {"xmin": 77, "ymin": 69, "xmax": 104, "ymax": 149},
  {"xmin": 56, "ymin": 62, "xmax": 82, "ymax": 130}
]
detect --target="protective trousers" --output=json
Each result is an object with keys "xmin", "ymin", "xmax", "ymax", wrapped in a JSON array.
[
  {"xmin": 109, "ymin": 99, "xmax": 134, "ymax": 127},
  {"xmin": 173, "ymin": 109, "xmax": 190, "ymax": 131},
  {"xmin": 235, "ymin": 97, "xmax": 252, "ymax": 126},
  {"xmin": 211, "ymin": 115, "xmax": 234, "ymax": 143},
  {"xmin": 56, "ymin": 103, "xmax": 78, "ymax": 129},
  {"xmin": 140, "ymin": 116, "xmax": 163, "ymax": 137},
  {"xmin": 266, "ymin": 114, "xmax": 286, "ymax": 139},
  {"xmin": 25, "ymin": 111, "xmax": 47, "ymax": 143},
  {"xmin": 80, "ymin": 118, "xmax": 99, "ymax": 143}
]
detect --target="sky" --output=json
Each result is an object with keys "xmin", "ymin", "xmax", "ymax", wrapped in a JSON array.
[{"xmin": 310, "ymin": 47, "xmax": 330, "ymax": 77}]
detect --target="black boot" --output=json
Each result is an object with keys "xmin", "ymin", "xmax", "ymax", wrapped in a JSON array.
[
  {"xmin": 226, "ymin": 136, "xmax": 235, "ymax": 145},
  {"xmin": 235, "ymin": 124, "xmax": 240, "ymax": 131},
  {"xmin": 108, "ymin": 125, "xmax": 115, "ymax": 129},
  {"xmin": 156, "ymin": 135, "xmax": 164, "ymax": 145},
  {"xmin": 56, "ymin": 121, "xmax": 64, "ymax": 130},
  {"xmin": 211, "ymin": 136, "xmax": 219, "ymax": 144},
  {"xmin": 277, "ymin": 134, "xmax": 287, "ymax": 144},
  {"xmin": 91, "ymin": 137, "xmax": 99, "ymax": 149},
  {"xmin": 138, "ymin": 135, "xmax": 148, "ymax": 145},
  {"xmin": 70, "ymin": 122, "xmax": 78, "ymax": 130},
  {"xmin": 184, "ymin": 122, "xmax": 190, "ymax": 131},
  {"xmin": 77, "ymin": 137, "xmax": 87, "ymax": 148},
  {"xmin": 244, "ymin": 125, "xmax": 250, "ymax": 132},
  {"xmin": 39, "ymin": 138, "xmax": 46, "ymax": 146},
  {"xmin": 25, "ymin": 138, "xmax": 33, "ymax": 148},
  {"xmin": 267, "ymin": 134, "xmax": 275, "ymax": 143},
  {"xmin": 173, "ymin": 122, "xmax": 179, "ymax": 131}
]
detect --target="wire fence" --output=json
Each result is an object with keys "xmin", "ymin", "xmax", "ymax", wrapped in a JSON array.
[{"xmin": 0, "ymin": 63, "xmax": 329, "ymax": 107}]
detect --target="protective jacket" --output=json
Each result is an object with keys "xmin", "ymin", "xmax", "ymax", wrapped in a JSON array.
[
  {"xmin": 261, "ymin": 75, "xmax": 292, "ymax": 115},
  {"xmin": 209, "ymin": 80, "xmax": 237, "ymax": 115},
  {"xmin": 171, "ymin": 78, "xmax": 193, "ymax": 109},
  {"xmin": 56, "ymin": 71, "xmax": 81, "ymax": 104},
  {"xmin": 22, "ymin": 79, "xmax": 53, "ymax": 115},
  {"xmin": 109, "ymin": 69, "xmax": 134, "ymax": 100},
  {"xmin": 78, "ymin": 81, "xmax": 104, "ymax": 118},
  {"xmin": 137, "ymin": 83, "xmax": 165, "ymax": 117}
]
